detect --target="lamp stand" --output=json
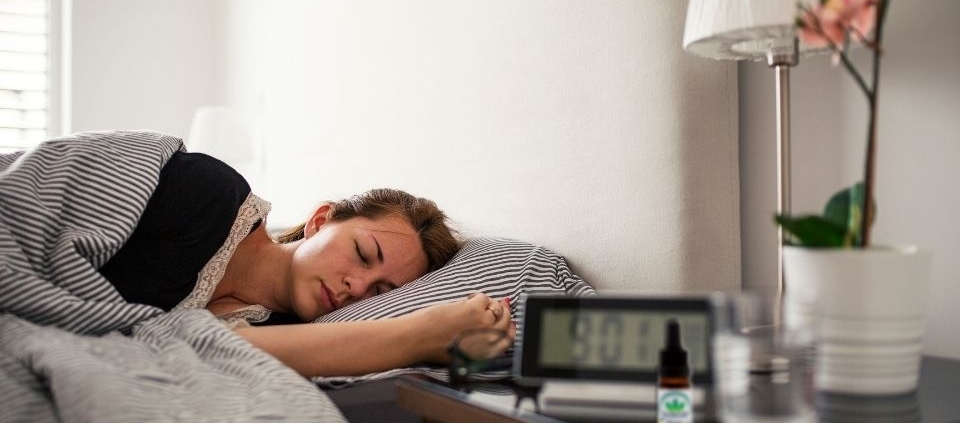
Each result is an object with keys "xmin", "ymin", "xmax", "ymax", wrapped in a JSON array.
[{"xmin": 767, "ymin": 41, "xmax": 798, "ymax": 326}]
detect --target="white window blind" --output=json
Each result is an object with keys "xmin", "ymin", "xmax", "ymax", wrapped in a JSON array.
[{"xmin": 0, "ymin": 0, "xmax": 50, "ymax": 152}]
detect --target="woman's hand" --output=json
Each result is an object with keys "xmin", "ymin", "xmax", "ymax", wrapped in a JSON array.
[{"xmin": 405, "ymin": 293, "xmax": 515, "ymax": 364}]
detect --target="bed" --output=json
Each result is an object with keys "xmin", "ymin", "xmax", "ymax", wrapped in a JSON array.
[{"xmin": 0, "ymin": 131, "xmax": 594, "ymax": 422}]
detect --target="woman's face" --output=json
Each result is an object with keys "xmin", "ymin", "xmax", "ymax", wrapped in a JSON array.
[{"xmin": 289, "ymin": 213, "xmax": 428, "ymax": 321}]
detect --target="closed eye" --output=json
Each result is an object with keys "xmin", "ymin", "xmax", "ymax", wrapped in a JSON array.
[
  {"xmin": 375, "ymin": 282, "xmax": 398, "ymax": 296},
  {"xmin": 355, "ymin": 240, "xmax": 368, "ymax": 265}
]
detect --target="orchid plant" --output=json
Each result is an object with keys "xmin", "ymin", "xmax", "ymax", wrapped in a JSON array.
[{"xmin": 775, "ymin": 0, "xmax": 888, "ymax": 248}]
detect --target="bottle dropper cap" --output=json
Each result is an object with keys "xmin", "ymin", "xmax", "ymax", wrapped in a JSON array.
[{"xmin": 659, "ymin": 319, "xmax": 690, "ymax": 377}]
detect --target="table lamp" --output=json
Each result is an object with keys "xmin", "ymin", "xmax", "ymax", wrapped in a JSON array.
[
  {"xmin": 187, "ymin": 106, "xmax": 263, "ymax": 192},
  {"xmin": 683, "ymin": 0, "xmax": 823, "ymax": 321}
]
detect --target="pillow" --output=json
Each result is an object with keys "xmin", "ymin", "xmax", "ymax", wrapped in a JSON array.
[{"xmin": 311, "ymin": 236, "xmax": 595, "ymax": 387}]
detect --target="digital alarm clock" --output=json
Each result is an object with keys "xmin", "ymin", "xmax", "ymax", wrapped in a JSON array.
[{"xmin": 514, "ymin": 294, "xmax": 731, "ymax": 386}]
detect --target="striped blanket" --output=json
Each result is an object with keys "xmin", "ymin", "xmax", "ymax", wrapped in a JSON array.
[{"xmin": 0, "ymin": 131, "xmax": 346, "ymax": 422}]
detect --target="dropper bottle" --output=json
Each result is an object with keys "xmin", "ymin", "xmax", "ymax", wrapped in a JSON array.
[{"xmin": 657, "ymin": 319, "xmax": 693, "ymax": 423}]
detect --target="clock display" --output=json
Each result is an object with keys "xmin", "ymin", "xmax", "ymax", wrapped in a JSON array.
[
  {"xmin": 515, "ymin": 295, "xmax": 724, "ymax": 384},
  {"xmin": 538, "ymin": 310, "xmax": 709, "ymax": 373}
]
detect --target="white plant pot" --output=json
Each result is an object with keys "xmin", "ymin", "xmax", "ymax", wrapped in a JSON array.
[{"xmin": 782, "ymin": 245, "xmax": 932, "ymax": 395}]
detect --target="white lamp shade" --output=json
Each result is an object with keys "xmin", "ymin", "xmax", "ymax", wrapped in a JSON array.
[{"xmin": 683, "ymin": 0, "xmax": 821, "ymax": 61}]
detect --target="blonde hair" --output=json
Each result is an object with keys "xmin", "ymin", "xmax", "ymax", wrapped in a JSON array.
[{"xmin": 275, "ymin": 188, "xmax": 461, "ymax": 272}]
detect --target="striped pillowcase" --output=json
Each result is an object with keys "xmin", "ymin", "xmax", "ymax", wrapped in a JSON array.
[
  {"xmin": 314, "ymin": 237, "xmax": 595, "ymax": 324},
  {"xmin": 311, "ymin": 236, "xmax": 595, "ymax": 387}
]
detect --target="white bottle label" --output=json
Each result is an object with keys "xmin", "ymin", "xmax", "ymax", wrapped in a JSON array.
[{"xmin": 657, "ymin": 388, "xmax": 693, "ymax": 423}]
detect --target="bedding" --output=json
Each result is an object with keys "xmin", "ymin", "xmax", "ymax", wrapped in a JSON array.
[
  {"xmin": 0, "ymin": 310, "xmax": 345, "ymax": 423},
  {"xmin": 0, "ymin": 131, "xmax": 180, "ymax": 334},
  {"xmin": 312, "ymin": 236, "xmax": 596, "ymax": 387},
  {"xmin": 0, "ymin": 131, "xmax": 346, "ymax": 422}
]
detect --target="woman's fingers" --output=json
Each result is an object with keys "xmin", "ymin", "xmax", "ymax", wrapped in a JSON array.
[
  {"xmin": 485, "ymin": 302, "xmax": 503, "ymax": 320},
  {"xmin": 466, "ymin": 292, "xmax": 502, "ymax": 323},
  {"xmin": 482, "ymin": 298, "xmax": 512, "ymax": 333},
  {"xmin": 465, "ymin": 292, "xmax": 490, "ymax": 306},
  {"xmin": 507, "ymin": 317, "xmax": 517, "ymax": 339},
  {"xmin": 465, "ymin": 293, "xmax": 515, "ymax": 333},
  {"xmin": 493, "ymin": 298, "xmax": 513, "ymax": 331}
]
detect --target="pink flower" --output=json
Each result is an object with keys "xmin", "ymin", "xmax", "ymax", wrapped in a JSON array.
[
  {"xmin": 797, "ymin": 0, "xmax": 879, "ymax": 50},
  {"xmin": 799, "ymin": 4, "xmax": 845, "ymax": 49},
  {"xmin": 847, "ymin": 0, "xmax": 878, "ymax": 42}
]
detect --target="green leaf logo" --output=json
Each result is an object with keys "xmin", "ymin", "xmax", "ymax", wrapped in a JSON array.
[
  {"xmin": 659, "ymin": 391, "xmax": 691, "ymax": 416},
  {"xmin": 665, "ymin": 398, "xmax": 686, "ymax": 413}
]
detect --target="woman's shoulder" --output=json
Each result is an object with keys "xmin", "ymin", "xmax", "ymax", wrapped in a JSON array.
[
  {"xmin": 156, "ymin": 151, "xmax": 252, "ymax": 210},
  {"xmin": 140, "ymin": 151, "xmax": 254, "ymax": 234},
  {"xmin": 163, "ymin": 151, "xmax": 249, "ymax": 193}
]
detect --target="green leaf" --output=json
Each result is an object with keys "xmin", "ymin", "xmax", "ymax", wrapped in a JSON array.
[
  {"xmin": 775, "ymin": 182, "xmax": 878, "ymax": 248},
  {"xmin": 823, "ymin": 184, "xmax": 855, "ymax": 228},
  {"xmin": 822, "ymin": 182, "xmax": 874, "ymax": 246},
  {"xmin": 775, "ymin": 214, "xmax": 848, "ymax": 247}
]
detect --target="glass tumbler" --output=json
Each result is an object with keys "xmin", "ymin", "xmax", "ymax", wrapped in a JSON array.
[{"xmin": 713, "ymin": 292, "xmax": 816, "ymax": 423}]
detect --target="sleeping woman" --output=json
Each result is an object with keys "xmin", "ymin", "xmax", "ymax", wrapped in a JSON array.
[{"xmin": 96, "ymin": 150, "xmax": 515, "ymax": 377}]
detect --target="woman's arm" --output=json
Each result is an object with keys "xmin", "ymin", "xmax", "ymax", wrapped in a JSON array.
[{"xmin": 235, "ymin": 293, "xmax": 513, "ymax": 377}]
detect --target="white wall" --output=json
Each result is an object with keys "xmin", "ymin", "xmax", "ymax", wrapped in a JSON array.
[
  {"xmin": 222, "ymin": 0, "xmax": 741, "ymax": 293},
  {"xmin": 740, "ymin": 0, "xmax": 960, "ymax": 359},
  {"xmin": 68, "ymin": 0, "xmax": 224, "ymax": 136},
  {"xmin": 64, "ymin": 1, "xmax": 741, "ymax": 293}
]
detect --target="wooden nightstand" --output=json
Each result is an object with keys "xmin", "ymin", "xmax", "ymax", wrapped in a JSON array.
[{"xmin": 395, "ymin": 376, "xmax": 568, "ymax": 423}]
